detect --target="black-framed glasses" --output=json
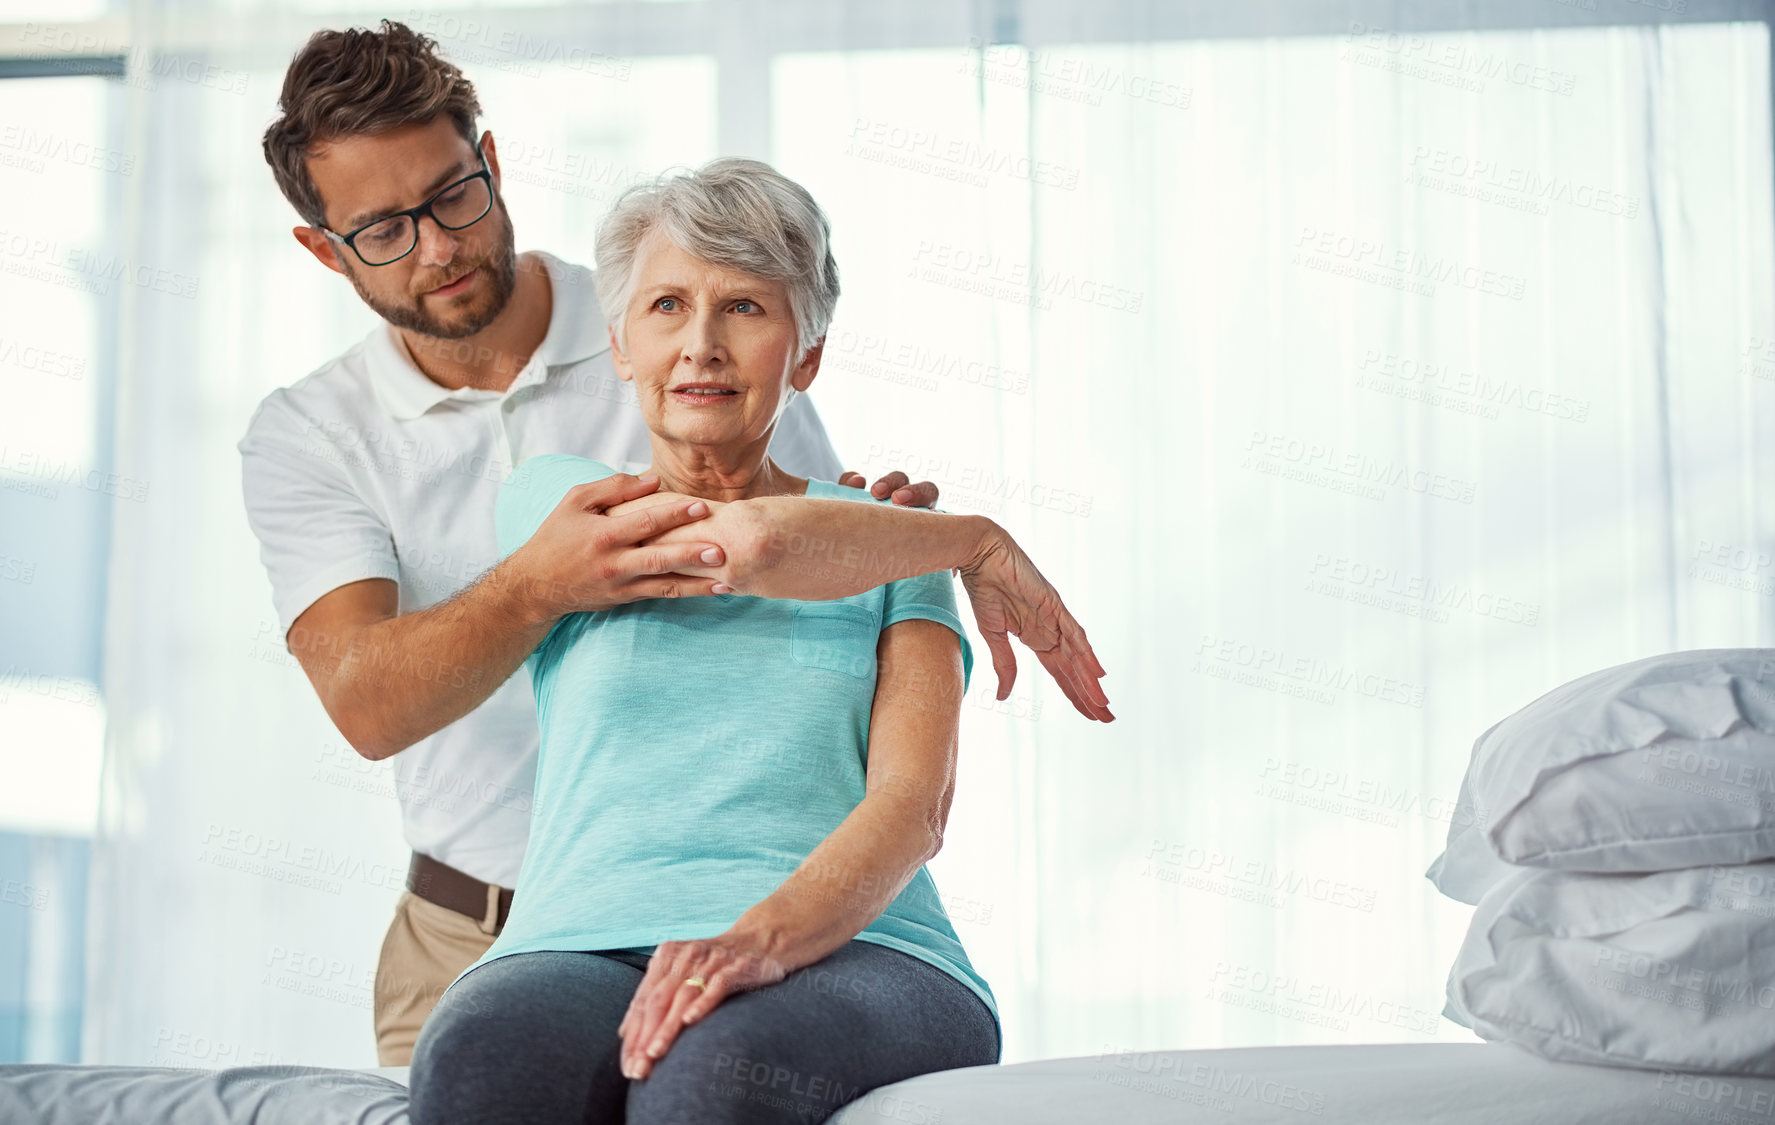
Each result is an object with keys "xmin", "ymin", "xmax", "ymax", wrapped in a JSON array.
[{"xmin": 324, "ymin": 147, "xmax": 494, "ymax": 267}]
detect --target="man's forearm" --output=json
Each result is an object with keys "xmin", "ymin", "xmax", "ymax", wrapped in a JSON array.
[
  {"xmin": 313, "ymin": 557, "xmax": 557, "ymax": 759},
  {"xmin": 720, "ymin": 498, "xmax": 996, "ymax": 600}
]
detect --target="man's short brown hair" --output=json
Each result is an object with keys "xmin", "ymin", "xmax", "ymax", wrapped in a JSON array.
[{"xmin": 263, "ymin": 20, "xmax": 482, "ymax": 228}]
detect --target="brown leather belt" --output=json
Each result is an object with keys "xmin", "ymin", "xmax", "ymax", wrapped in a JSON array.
[{"xmin": 406, "ymin": 852, "xmax": 513, "ymax": 936}]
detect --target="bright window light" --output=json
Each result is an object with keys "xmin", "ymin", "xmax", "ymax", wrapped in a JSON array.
[
  {"xmin": 0, "ymin": 681, "xmax": 104, "ymax": 837},
  {"xmin": 0, "ymin": 76, "xmax": 103, "ymax": 476}
]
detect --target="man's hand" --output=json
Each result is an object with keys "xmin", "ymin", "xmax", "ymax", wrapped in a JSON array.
[
  {"xmin": 838, "ymin": 469, "xmax": 940, "ymax": 509},
  {"xmin": 958, "ymin": 524, "xmax": 1114, "ymax": 722},
  {"xmin": 508, "ymin": 473, "xmax": 728, "ymax": 620}
]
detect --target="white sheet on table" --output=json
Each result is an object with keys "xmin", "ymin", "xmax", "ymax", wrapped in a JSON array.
[
  {"xmin": 0, "ymin": 1064, "xmax": 407, "ymax": 1125},
  {"xmin": 10, "ymin": 1044, "xmax": 1775, "ymax": 1124},
  {"xmin": 831, "ymin": 1042, "xmax": 1775, "ymax": 1125}
]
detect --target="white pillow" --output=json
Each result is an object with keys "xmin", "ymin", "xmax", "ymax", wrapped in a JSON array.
[
  {"xmin": 1446, "ymin": 863, "xmax": 1775, "ymax": 1076},
  {"xmin": 1427, "ymin": 649, "xmax": 1775, "ymax": 905}
]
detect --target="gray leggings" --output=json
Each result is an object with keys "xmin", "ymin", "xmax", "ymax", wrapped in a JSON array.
[{"xmin": 408, "ymin": 939, "xmax": 1000, "ymax": 1125}]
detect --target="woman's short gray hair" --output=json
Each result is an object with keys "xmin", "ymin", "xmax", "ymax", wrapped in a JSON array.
[{"xmin": 594, "ymin": 158, "xmax": 841, "ymax": 360}]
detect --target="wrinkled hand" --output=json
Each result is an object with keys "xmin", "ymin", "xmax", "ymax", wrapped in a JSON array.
[
  {"xmin": 837, "ymin": 469, "xmax": 940, "ymax": 509},
  {"xmin": 959, "ymin": 528, "xmax": 1113, "ymax": 722},
  {"xmin": 619, "ymin": 934, "xmax": 788, "ymax": 1081}
]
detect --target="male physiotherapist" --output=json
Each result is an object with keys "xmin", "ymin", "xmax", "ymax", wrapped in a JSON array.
[{"xmin": 237, "ymin": 21, "xmax": 939, "ymax": 1065}]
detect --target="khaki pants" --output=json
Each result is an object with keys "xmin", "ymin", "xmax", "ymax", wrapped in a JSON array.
[{"xmin": 373, "ymin": 890, "xmax": 499, "ymax": 1066}]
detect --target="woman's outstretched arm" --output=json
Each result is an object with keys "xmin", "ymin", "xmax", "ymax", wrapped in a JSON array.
[
  {"xmin": 616, "ymin": 617, "xmax": 965, "ymax": 1081},
  {"xmin": 611, "ymin": 489, "xmax": 1113, "ymax": 722},
  {"xmin": 610, "ymin": 490, "xmax": 992, "ymax": 599}
]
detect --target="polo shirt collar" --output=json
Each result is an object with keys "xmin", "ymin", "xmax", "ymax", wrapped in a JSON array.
[{"xmin": 366, "ymin": 250, "xmax": 612, "ymax": 421}]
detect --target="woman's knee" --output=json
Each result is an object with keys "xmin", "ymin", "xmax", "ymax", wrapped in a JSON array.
[
  {"xmin": 627, "ymin": 1018, "xmax": 839, "ymax": 1125},
  {"xmin": 408, "ymin": 954, "xmax": 634, "ymax": 1125},
  {"xmin": 407, "ymin": 991, "xmax": 493, "ymax": 1125}
]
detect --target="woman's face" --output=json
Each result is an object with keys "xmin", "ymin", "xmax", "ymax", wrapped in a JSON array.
[{"xmin": 611, "ymin": 231, "xmax": 822, "ymax": 453}]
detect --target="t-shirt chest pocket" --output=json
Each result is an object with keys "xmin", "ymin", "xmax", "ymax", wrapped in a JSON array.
[{"xmin": 790, "ymin": 603, "xmax": 880, "ymax": 680}]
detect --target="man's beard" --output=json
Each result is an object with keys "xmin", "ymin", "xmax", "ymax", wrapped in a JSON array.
[{"xmin": 343, "ymin": 201, "xmax": 519, "ymax": 341}]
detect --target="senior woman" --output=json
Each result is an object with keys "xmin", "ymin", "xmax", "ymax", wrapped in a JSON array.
[{"xmin": 408, "ymin": 159, "xmax": 1110, "ymax": 1125}]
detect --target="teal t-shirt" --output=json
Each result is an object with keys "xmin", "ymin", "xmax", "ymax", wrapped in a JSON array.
[{"xmin": 446, "ymin": 454, "xmax": 997, "ymax": 1026}]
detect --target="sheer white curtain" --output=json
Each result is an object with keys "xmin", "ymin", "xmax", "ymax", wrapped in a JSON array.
[{"xmin": 84, "ymin": 5, "xmax": 1775, "ymax": 1068}]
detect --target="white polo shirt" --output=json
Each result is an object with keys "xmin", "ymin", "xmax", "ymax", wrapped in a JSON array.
[{"xmin": 237, "ymin": 251, "xmax": 843, "ymax": 887}]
